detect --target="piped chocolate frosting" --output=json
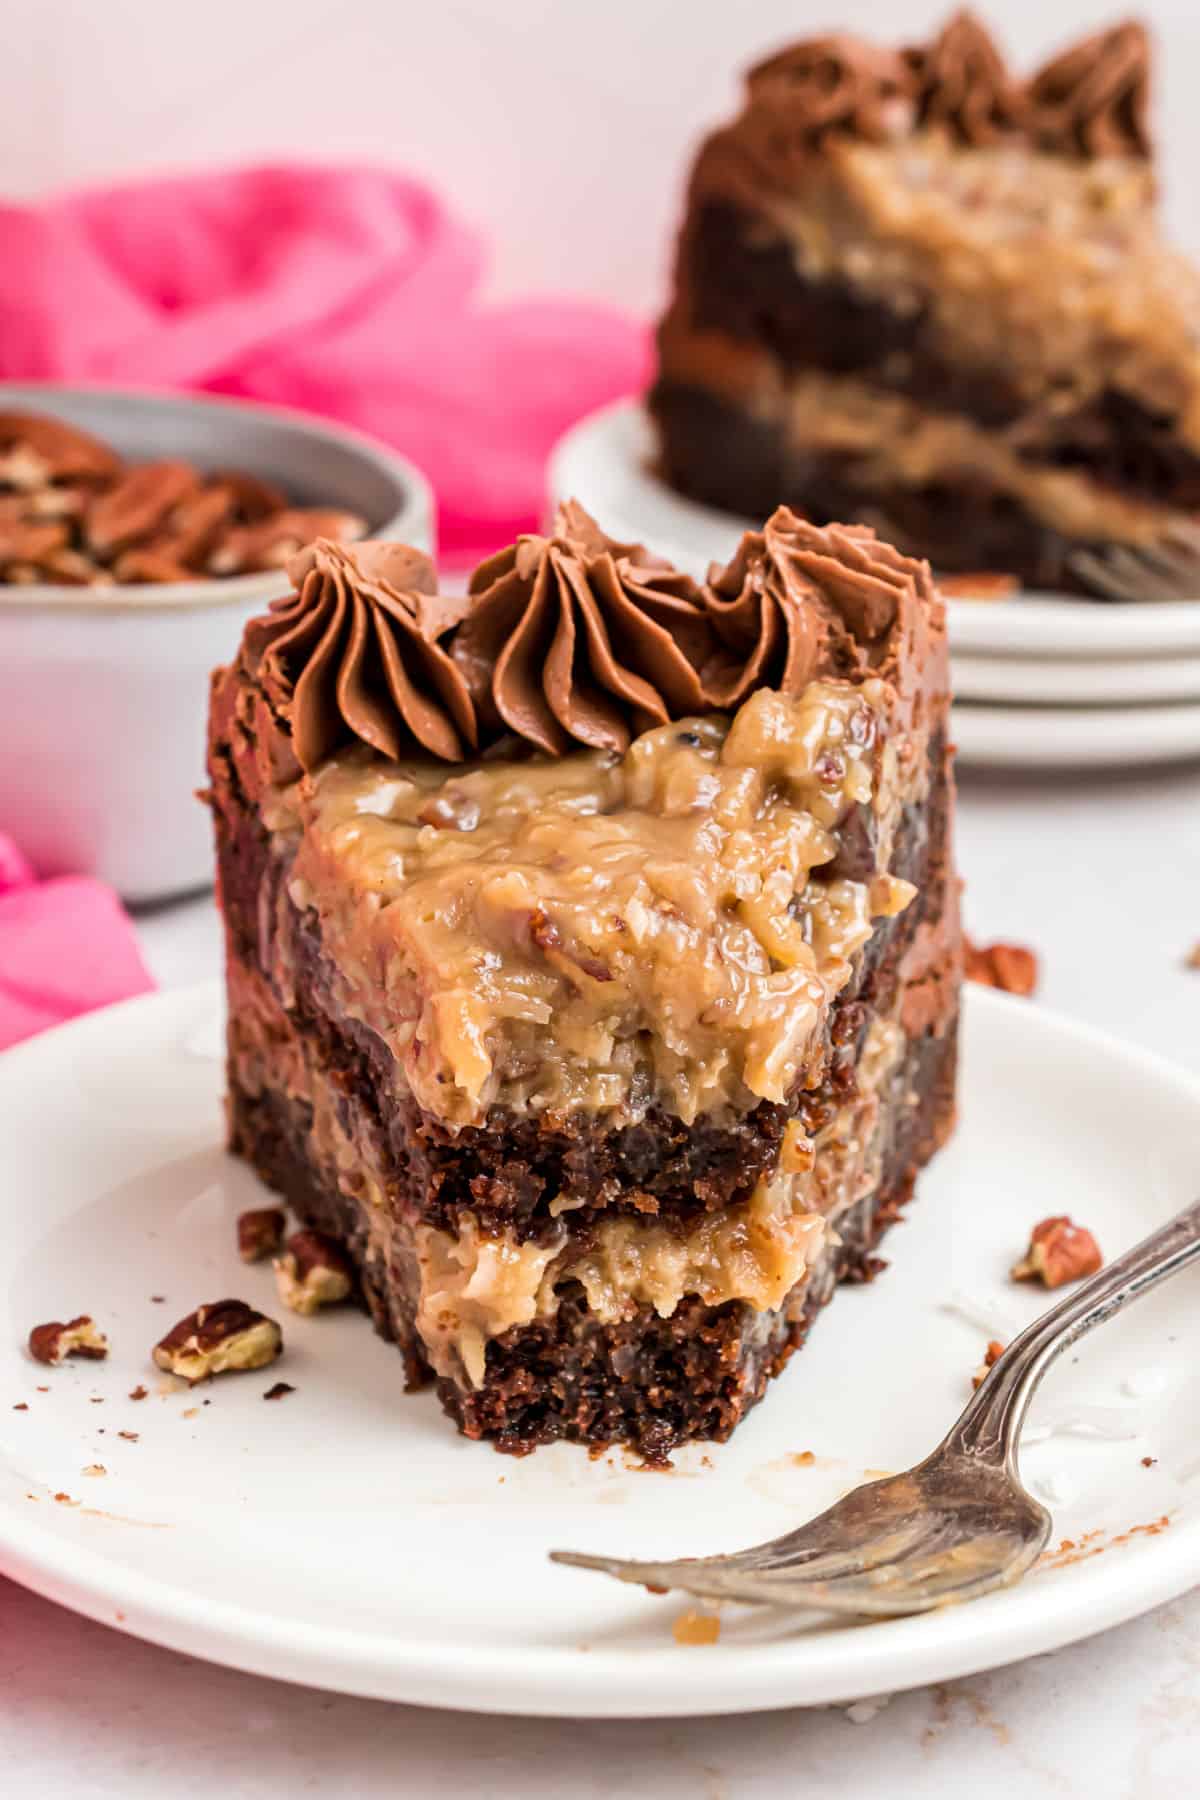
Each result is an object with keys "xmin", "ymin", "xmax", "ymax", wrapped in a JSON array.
[
  {"xmin": 724, "ymin": 10, "xmax": 1153, "ymax": 167},
  {"xmin": 229, "ymin": 505, "xmax": 938, "ymax": 771},
  {"xmin": 1027, "ymin": 20, "xmax": 1150, "ymax": 161},
  {"xmin": 242, "ymin": 538, "xmax": 476, "ymax": 769},
  {"xmin": 907, "ymin": 11, "xmax": 1023, "ymax": 146},
  {"xmin": 744, "ymin": 36, "xmax": 916, "ymax": 159},
  {"xmin": 703, "ymin": 509, "xmax": 933, "ymax": 706},
  {"xmin": 452, "ymin": 502, "xmax": 712, "ymax": 755}
]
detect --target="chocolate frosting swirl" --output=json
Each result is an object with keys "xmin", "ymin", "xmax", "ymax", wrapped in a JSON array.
[
  {"xmin": 715, "ymin": 15, "xmax": 1154, "ymax": 173},
  {"xmin": 452, "ymin": 501, "xmax": 712, "ymax": 756},
  {"xmin": 1026, "ymin": 20, "xmax": 1151, "ymax": 160},
  {"xmin": 702, "ymin": 509, "xmax": 932, "ymax": 708},
  {"xmin": 744, "ymin": 34, "xmax": 917, "ymax": 156},
  {"xmin": 242, "ymin": 537, "xmax": 476, "ymax": 770},
  {"xmin": 907, "ymin": 10, "xmax": 1023, "ymax": 145}
]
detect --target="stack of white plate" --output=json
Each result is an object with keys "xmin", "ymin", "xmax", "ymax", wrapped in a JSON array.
[{"xmin": 549, "ymin": 401, "xmax": 1200, "ymax": 770}]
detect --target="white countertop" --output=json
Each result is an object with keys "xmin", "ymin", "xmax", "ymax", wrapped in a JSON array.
[{"xmin": 4, "ymin": 756, "xmax": 1200, "ymax": 1799}]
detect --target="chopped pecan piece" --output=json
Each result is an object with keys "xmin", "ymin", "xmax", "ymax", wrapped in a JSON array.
[
  {"xmin": 964, "ymin": 938, "xmax": 1038, "ymax": 997},
  {"xmin": 937, "ymin": 572, "xmax": 1019, "ymax": 599},
  {"xmin": 28, "ymin": 1315, "xmax": 110, "ymax": 1366},
  {"xmin": 273, "ymin": 1232, "xmax": 354, "ymax": 1316},
  {"xmin": 417, "ymin": 791, "xmax": 482, "ymax": 832},
  {"xmin": 972, "ymin": 1339, "xmax": 1006, "ymax": 1390},
  {"xmin": 1185, "ymin": 941, "xmax": 1200, "ymax": 971},
  {"xmin": 1011, "ymin": 1216, "xmax": 1103, "ymax": 1289},
  {"xmin": 238, "ymin": 1207, "xmax": 288, "ymax": 1263},
  {"xmin": 153, "ymin": 1299, "xmax": 283, "ymax": 1382}
]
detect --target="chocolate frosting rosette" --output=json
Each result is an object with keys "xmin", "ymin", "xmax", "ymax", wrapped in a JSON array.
[
  {"xmin": 451, "ymin": 501, "xmax": 714, "ymax": 755},
  {"xmin": 241, "ymin": 538, "xmax": 476, "ymax": 769}
]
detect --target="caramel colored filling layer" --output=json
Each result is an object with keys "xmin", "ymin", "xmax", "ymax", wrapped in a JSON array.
[
  {"xmin": 659, "ymin": 322, "xmax": 1184, "ymax": 549},
  {"xmin": 271, "ymin": 680, "xmax": 919, "ymax": 1128},
  {"xmin": 228, "ymin": 963, "xmax": 913, "ymax": 1391},
  {"xmin": 691, "ymin": 130, "xmax": 1200, "ymax": 448},
  {"xmin": 401, "ymin": 1010, "xmax": 906, "ymax": 1387}
]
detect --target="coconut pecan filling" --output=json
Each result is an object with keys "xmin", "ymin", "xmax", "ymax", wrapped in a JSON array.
[
  {"xmin": 229, "ymin": 951, "xmax": 910, "ymax": 1389},
  {"xmin": 265, "ymin": 676, "xmax": 921, "ymax": 1129}
]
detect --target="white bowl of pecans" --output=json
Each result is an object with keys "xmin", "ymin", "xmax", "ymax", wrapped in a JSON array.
[{"xmin": 0, "ymin": 384, "xmax": 432, "ymax": 903}]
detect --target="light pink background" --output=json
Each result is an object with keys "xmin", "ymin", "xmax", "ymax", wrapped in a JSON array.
[{"xmin": 6, "ymin": 0, "xmax": 1199, "ymax": 314}]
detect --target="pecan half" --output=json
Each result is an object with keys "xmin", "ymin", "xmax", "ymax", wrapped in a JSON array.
[
  {"xmin": 86, "ymin": 461, "xmax": 201, "ymax": 558},
  {"xmin": 937, "ymin": 572, "xmax": 1020, "ymax": 599},
  {"xmin": 153, "ymin": 1299, "xmax": 283, "ymax": 1382},
  {"xmin": 112, "ymin": 548, "xmax": 196, "ymax": 584},
  {"xmin": 1011, "ymin": 1216, "xmax": 1102, "ymax": 1289},
  {"xmin": 0, "ymin": 519, "xmax": 69, "ymax": 570},
  {"xmin": 964, "ymin": 937, "xmax": 1039, "ymax": 997},
  {"xmin": 0, "ymin": 412, "xmax": 120, "ymax": 484},
  {"xmin": 209, "ymin": 468, "xmax": 289, "ymax": 522},
  {"xmin": 28, "ymin": 1315, "xmax": 110, "ymax": 1366},
  {"xmin": 273, "ymin": 1231, "xmax": 354, "ymax": 1315},
  {"xmin": 237, "ymin": 1207, "xmax": 287, "ymax": 1264},
  {"xmin": 208, "ymin": 507, "xmax": 366, "ymax": 575}
]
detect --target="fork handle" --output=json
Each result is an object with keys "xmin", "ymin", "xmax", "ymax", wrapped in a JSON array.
[{"xmin": 945, "ymin": 1196, "xmax": 1200, "ymax": 1465}]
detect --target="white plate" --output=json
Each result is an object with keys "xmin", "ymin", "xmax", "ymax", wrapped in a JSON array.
[
  {"xmin": 952, "ymin": 698, "xmax": 1200, "ymax": 768},
  {"xmin": 3, "ymin": 983, "xmax": 1200, "ymax": 1716},
  {"xmin": 548, "ymin": 401, "xmax": 1200, "ymax": 661},
  {"xmin": 953, "ymin": 651, "xmax": 1200, "ymax": 706}
]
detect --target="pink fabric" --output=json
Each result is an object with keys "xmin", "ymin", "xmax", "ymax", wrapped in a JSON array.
[
  {"xmin": 0, "ymin": 164, "xmax": 651, "ymax": 563},
  {"xmin": 0, "ymin": 836, "xmax": 154, "ymax": 1050}
]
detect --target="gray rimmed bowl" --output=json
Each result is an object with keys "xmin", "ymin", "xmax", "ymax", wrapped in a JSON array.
[{"xmin": 0, "ymin": 384, "xmax": 433, "ymax": 903}]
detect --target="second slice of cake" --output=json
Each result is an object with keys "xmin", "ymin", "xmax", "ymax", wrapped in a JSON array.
[
  {"xmin": 208, "ymin": 504, "xmax": 959, "ymax": 1458},
  {"xmin": 651, "ymin": 12, "xmax": 1200, "ymax": 597}
]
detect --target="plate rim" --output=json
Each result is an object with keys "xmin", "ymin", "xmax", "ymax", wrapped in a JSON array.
[
  {"xmin": 3, "ymin": 980, "xmax": 1200, "ymax": 1717},
  {"xmin": 548, "ymin": 400, "xmax": 1200, "ymax": 661}
]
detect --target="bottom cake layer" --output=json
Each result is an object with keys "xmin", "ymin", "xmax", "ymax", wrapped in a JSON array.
[
  {"xmin": 650, "ymin": 379, "xmax": 1119, "ymax": 596},
  {"xmin": 228, "ymin": 1016, "xmax": 956, "ymax": 1461}
]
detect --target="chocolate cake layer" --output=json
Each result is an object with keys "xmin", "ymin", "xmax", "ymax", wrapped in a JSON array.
[
  {"xmin": 650, "ymin": 379, "xmax": 1095, "ymax": 591},
  {"xmin": 229, "ymin": 1015, "xmax": 956, "ymax": 1460},
  {"xmin": 675, "ymin": 200, "xmax": 1200, "ymax": 511}
]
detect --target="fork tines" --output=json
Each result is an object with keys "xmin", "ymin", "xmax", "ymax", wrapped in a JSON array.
[{"xmin": 1070, "ymin": 522, "xmax": 1200, "ymax": 603}]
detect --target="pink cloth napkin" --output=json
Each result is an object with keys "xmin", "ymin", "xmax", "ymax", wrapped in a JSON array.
[
  {"xmin": 0, "ymin": 837, "xmax": 154, "ymax": 1050},
  {"xmin": 0, "ymin": 163, "xmax": 651, "ymax": 563},
  {"xmin": 0, "ymin": 163, "xmax": 647, "ymax": 1046}
]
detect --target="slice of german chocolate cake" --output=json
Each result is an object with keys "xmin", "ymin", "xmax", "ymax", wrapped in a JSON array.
[
  {"xmin": 207, "ymin": 503, "xmax": 959, "ymax": 1458},
  {"xmin": 650, "ymin": 13, "xmax": 1200, "ymax": 597}
]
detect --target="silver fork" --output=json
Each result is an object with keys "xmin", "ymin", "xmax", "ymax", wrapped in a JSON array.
[
  {"xmin": 1069, "ymin": 524, "xmax": 1200, "ymax": 603},
  {"xmin": 551, "ymin": 1198, "xmax": 1200, "ymax": 1617}
]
